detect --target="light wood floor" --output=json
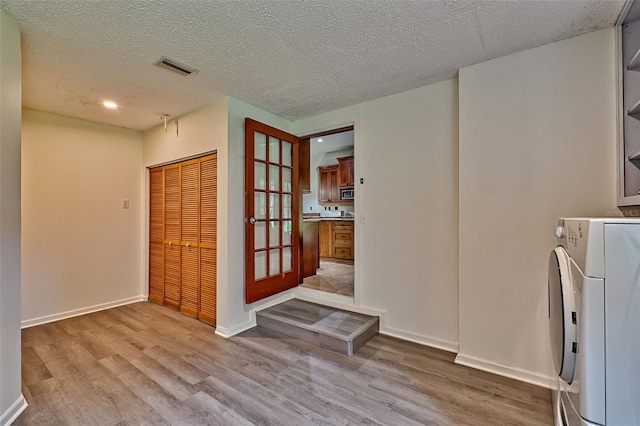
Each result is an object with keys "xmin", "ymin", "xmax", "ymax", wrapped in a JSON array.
[{"xmin": 18, "ymin": 302, "xmax": 553, "ymax": 425}]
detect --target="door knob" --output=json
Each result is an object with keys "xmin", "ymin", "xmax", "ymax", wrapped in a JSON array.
[
  {"xmin": 186, "ymin": 242, "xmax": 191, "ymax": 248},
  {"xmin": 168, "ymin": 241, "xmax": 172, "ymax": 246},
  {"xmin": 248, "ymin": 217, "xmax": 256, "ymax": 225}
]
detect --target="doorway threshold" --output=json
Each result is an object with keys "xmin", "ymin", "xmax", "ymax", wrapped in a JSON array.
[{"xmin": 294, "ymin": 286, "xmax": 384, "ymax": 318}]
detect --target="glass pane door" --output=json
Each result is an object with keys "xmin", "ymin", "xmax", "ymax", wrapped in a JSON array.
[{"xmin": 245, "ymin": 119, "xmax": 299, "ymax": 303}]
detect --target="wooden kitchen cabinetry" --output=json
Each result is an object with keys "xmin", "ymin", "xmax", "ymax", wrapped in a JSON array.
[
  {"xmin": 337, "ymin": 156, "xmax": 355, "ymax": 188},
  {"xmin": 332, "ymin": 221, "xmax": 354, "ymax": 260},
  {"xmin": 318, "ymin": 165, "xmax": 340, "ymax": 204},
  {"xmin": 299, "ymin": 138, "xmax": 311, "ymax": 194},
  {"xmin": 302, "ymin": 220, "xmax": 320, "ymax": 278},
  {"xmin": 319, "ymin": 220, "xmax": 354, "ymax": 261},
  {"xmin": 318, "ymin": 156, "xmax": 354, "ymax": 205},
  {"xmin": 319, "ymin": 221, "xmax": 332, "ymax": 257}
]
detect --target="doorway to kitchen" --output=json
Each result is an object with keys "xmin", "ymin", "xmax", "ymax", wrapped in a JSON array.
[{"xmin": 299, "ymin": 127, "xmax": 355, "ymax": 297}]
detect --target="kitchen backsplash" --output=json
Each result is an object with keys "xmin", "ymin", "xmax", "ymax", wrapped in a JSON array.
[{"xmin": 310, "ymin": 204, "xmax": 355, "ymax": 218}]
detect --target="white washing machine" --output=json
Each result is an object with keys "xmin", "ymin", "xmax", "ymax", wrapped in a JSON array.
[{"xmin": 548, "ymin": 218, "xmax": 640, "ymax": 426}]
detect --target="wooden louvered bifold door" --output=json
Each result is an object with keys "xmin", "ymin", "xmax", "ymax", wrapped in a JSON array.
[
  {"xmin": 199, "ymin": 155, "xmax": 217, "ymax": 326},
  {"xmin": 148, "ymin": 153, "xmax": 217, "ymax": 327},
  {"xmin": 149, "ymin": 167, "xmax": 164, "ymax": 304},
  {"xmin": 180, "ymin": 160, "xmax": 199, "ymax": 318},
  {"xmin": 163, "ymin": 164, "xmax": 181, "ymax": 311}
]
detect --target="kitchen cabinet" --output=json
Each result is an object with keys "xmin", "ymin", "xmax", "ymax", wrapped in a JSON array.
[
  {"xmin": 302, "ymin": 221, "xmax": 319, "ymax": 278},
  {"xmin": 319, "ymin": 221, "xmax": 332, "ymax": 257},
  {"xmin": 299, "ymin": 138, "xmax": 311, "ymax": 194},
  {"xmin": 318, "ymin": 159, "xmax": 353, "ymax": 205},
  {"xmin": 319, "ymin": 220, "xmax": 354, "ymax": 261},
  {"xmin": 332, "ymin": 221, "xmax": 354, "ymax": 260},
  {"xmin": 337, "ymin": 156, "xmax": 355, "ymax": 188},
  {"xmin": 318, "ymin": 165, "xmax": 341, "ymax": 204}
]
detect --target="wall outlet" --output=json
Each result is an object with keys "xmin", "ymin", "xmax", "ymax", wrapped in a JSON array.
[
  {"xmin": 360, "ymin": 214, "xmax": 366, "ymax": 224},
  {"xmin": 121, "ymin": 199, "xmax": 129, "ymax": 209}
]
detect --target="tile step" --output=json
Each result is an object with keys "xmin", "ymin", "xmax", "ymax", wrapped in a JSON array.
[{"xmin": 256, "ymin": 299, "xmax": 379, "ymax": 356}]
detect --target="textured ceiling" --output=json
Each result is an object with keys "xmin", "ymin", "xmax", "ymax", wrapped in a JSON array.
[
  {"xmin": 0, "ymin": 0, "xmax": 625, "ymax": 131},
  {"xmin": 311, "ymin": 130, "xmax": 354, "ymax": 155}
]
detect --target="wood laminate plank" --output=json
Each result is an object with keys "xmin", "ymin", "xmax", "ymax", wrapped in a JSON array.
[
  {"xmin": 21, "ymin": 325, "xmax": 54, "ymax": 349},
  {"xmin": 182, "ymin": 391, "xmax": 255, "ymax": 426},
  {"xmin": 128, "ymin": 354, "xmax": 198, "ymax": 401},
  {"xmin": 112, "ymin": 323, "xmax": 157, "ymax": 351},
  {"xmin": 21, "ymin": 346, "xmax": 53, "ymax": 386},
  {"xmin": 199, "ymin": 368, "xmax": 331, "ymax": 426},
  {"xmin": 15, "ymin": 378, "xmax": 70, "ymax": 426},
  {"xmin": 99, "ymin": 354, "xmax": 197, "ymax": 425},
  {"xmin": 143, "ymin": 345, "xmax": 209, "ymax": 385},
  {"xmin": 17, "ymin": 302, "xmax": 553, "ymax": 425},
  {"xmin": 31, "ymin": 343, "xmax": 82, "ymax": 379}
]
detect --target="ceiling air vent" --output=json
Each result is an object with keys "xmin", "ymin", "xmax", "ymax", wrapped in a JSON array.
[{"xmin": 155, "ymin": 57, "xmax": 199, "ymax": 77}]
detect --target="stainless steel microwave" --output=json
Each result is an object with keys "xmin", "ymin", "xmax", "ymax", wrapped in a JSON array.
[{"xmin": 341, "ymin": 188, "xmax": 354, "ymax": 200}]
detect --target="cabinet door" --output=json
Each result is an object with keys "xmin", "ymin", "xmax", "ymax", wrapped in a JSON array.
[
  {"xmin": 319, "ymin": 221, "xmax": 332, "ymax": 257},
  {"xmin": 299, "ymin": 138, "xmax": 311, "ymax": 193},
  {"xmin": 338, "ymin": 156, "xmax": 354, "ymax": 188},
  {"xmin": 332, "ymin": 245, "xmax": 354, "ymax": 260},
  {"xmin": 332, "ymin": 222, "xmax": 354, "ymax": 260},
  {"xmin": 302, "ymin": 221, "xmax": 319, "ymax": 278},
  {"xmin": 330, "ymin": 168, "xmax": 340, "ymax": 202},
  {"xmin": 318, "ymin": 168, "xmax": 331, "ymax": 203}
]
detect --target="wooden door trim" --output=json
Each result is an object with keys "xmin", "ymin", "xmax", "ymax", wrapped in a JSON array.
[
  {"xmin": 146, "ymin": 150, "xmax": 218, "ymax": 170},
  {"xmin": 298, "ymin": 125, "xmax": 354, "ymax": 140}
]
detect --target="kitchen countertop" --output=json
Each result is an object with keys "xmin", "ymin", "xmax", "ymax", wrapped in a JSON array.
[{"xmin": 303, "ymin": 217, "xmax": 355, "ymax": 222}]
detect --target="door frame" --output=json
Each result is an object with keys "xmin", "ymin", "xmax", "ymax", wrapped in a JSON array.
[{"xmin": 297, "ymin": 123, "xmax": 358, "ymax": 302}]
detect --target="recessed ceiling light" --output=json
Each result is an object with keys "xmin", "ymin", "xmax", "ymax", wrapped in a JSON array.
[
  {"xmin": 103, "ymin": 100, "xmax": 118, "ymax": 109},
  {"xmin": 317, "ymin": 138, "xmax": 323, "ymax": 143}
]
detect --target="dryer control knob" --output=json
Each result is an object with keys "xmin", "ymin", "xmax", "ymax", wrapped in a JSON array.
[{"xmin": 554, "ymin": 226, "xmax": 565, "ymax": 239}]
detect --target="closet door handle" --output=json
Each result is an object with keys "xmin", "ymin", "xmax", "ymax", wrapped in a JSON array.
[
  {"xmin": 168, "ymin": 241, "xmax": 172, "ymax": 246},
  {"xmin": 186, "ymin": 243, "xmax": 191, "ymax": 248}
]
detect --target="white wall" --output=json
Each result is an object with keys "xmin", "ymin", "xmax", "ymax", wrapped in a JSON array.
[
  {"xmin": 142, "ymin": 97, "xmax": 228, "ymax": 326},
  {"xmin": 293, "ymin": 79, "xmax": 460, "ymax": 351},
  {"xmin": 21, "ymin": 110, "xmax": 144, "ymax": 326},
  {"xmin": 0, "ymin": 9, "xmax": 25, "ymax": 424},
  {"xmin": 458, "ymin": 28, "xmax": 617, "ymax": 386},
  {"xmin": 141, "ymin": 97, "xmax": 294, "ymax": 336}
]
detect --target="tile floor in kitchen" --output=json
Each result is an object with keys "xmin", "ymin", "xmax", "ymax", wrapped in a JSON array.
[{"xmin": 300, "ymin": 258, "xmax": 354, "ymax": 297}]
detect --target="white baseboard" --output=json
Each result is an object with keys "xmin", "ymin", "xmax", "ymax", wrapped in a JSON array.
[
  {"xmin": 1, "ymin": 394, "xmax": 27, "ymax": 426},
  {"xmin": 379, "ymin": 325, "xmax": 459, "ymax": 354},
  {"xmin": 216, "ymin": 291, "xmax": 296, "ymax": 338},
  {"xmin": 455, "ymin": 353, "xmax": 556, "ymax": 389},
  {"xmin": 21, "ymin": 295, "xmax": 148, "ymax": 329},
  {"xmin": 254, "ymin": 291, "xmax": 296, "ymax": 312},
  {"xmin": 215, "ymin": 318, "xmax": 256, "ymax": 338}
]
